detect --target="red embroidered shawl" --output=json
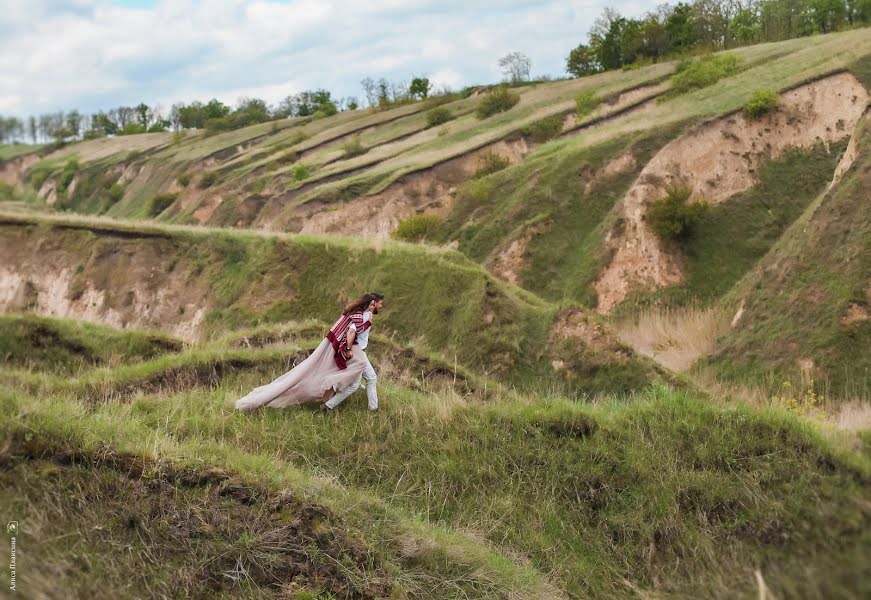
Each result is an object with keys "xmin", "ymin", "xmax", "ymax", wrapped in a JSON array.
[{"xmin": 326, "ymin": 311, "xmax": 372, "ymax": 369}]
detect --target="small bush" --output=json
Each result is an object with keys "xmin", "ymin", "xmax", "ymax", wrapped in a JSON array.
[
  {"xmin": 575, "ymin": 90, "xmax": 601, "ymax": 119},
  {"xmin": 147, "ymin": 192, "xmax": 177, "ymax": 217},
  {"xmin": 526, "ymin": 115, "xmax": 563, "ymax": 143},
  {"xmin": 473, "ymin": 151, "xmax": 511, "ymax": 178},
  {"xmin": 437, "ymin": 126, "xmax": 450, "ymax": 137},
  {"xmin": 176, "ymin": 172, "xmax": 191, "ymax": 187},
  {"xmin": 0, "ymin": 181, "xmax": 15, "ymax": 202},
  {"xmin": 125, "ymin": 150, "xmax": 142, "ymax": 161},
  {"xmin": 342, "ymin": 134, "xmax": 367, "ymax": 158},
  {"xmin": 391, "ymin": 214, "xmax": 441, "ymax": 242},
  {"xmin": 476, "ymin": 86, "xmax": 520, "ymax": 119},
  {"xmin": 172, "ymin": 131, "xmax": 185, "ymax": 146},
  {"xmin": 28, "ymin": 164, "xmax": 54, "ymax": 190},
  {"xmin": 104, "ymin": 184, "xmax": 124, "ymax": 207},
  {"xmin": 198, "ymin": 171, "xmax": 218, "ymax": 189},
  {"xmin": 58, "ymin": 158, "xmax": 79, "ymax": 193},
  {"xmin": 292, "ymin": 163, "xmax": 311, "ymax": 182},
  {"xmin": 466, "ymin": 179, "xmax": 492, "ymax": 203},
  {"xmin": 311, "ymin": 110, "xmax": 328, "ymax": 120},
  {"xmin": 426, "ymin": 107, "xmax": 453, "ymax": 128},
  {"xmin": 669, "ymin": 53, "xmax": 741, "ymax": 96},
  {"xmin": 742, "ymin": 89, "xmax": 779, "ymax": 119},
  {"xmin": 645, "ymin": 186, "xmax": 708, "ymax": 241}
]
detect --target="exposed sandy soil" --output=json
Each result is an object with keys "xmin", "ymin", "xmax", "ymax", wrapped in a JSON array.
[
  {"xmin": 0, "ymin": 153, "xmax": 38, "ymax": 187},
  {"xmin": 489, "ymin": 224, "xmax": 544, "ymax": 285},
  {"xmin": 289, "ymin": 138, "xmax": 531, "ymax": 238},
  {"xmin": 0, "ymin": 226, "xmax": 208, "ymax": 341},
  {"xmin": 594, "ymin": 72, "xmax": 869, "ymax": 313},
  {"xmin": 548, "ymin": 308, "xmax": 634, "ymax": 375}
]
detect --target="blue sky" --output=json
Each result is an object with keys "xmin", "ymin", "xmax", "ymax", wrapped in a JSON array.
[{"xmin": 0, "ymin": 0, "xmax": 651, "ymax": 118}]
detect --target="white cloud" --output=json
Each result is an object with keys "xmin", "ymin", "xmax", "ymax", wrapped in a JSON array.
[{"xmin": 0, "ymin": 0, "xmax": 657, "ymax": 118}]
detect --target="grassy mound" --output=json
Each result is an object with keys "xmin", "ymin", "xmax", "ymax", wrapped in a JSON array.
[
  {"xmin": 0, "ymin": 314, "xmax": 183, "ymax": 374},
  {"xmin": 2, "ymin": 369, "xmax": 868, "ymax": 598}
]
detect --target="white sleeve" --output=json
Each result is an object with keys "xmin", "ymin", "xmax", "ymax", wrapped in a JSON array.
[{"xmin": 348, "ymin": 323, "xmax": 357, "ymax": 332}]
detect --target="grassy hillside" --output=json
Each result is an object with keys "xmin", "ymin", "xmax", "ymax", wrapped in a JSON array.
[
  {"xmin": 1, "ymin": 317, "xmax": 869, "ymax": 598},
  {"xmin": 0, "ymin": 212, "xmax": 670, "ymax": 396},
  {"xmin": 703, "ymin": 111, "xmax": 871, "ymax": 396}
]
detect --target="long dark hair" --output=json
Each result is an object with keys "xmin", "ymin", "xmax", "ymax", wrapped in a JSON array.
[{"xmin": 342, "ymin": 292, "xmax": 384, "ymax": 315}]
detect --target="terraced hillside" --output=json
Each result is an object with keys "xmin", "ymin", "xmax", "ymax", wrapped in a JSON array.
[{"xmin": 2, "ymin": 29, "xmax": 871, "ymax": 600}]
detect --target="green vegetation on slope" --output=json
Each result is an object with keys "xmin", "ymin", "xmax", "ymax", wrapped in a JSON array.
[
  {"xmin": 0, "ymin": 314, "xmax": 183, "ymax": 374},
  {"xmin": 705, "ymin": 115, "xmax": 871, "ymax": 396},
  {"xmin": 624, "ymin": 140, "xmax": 848, "ymax": 309},
  {"xmin": 1, "ymin": 330, "xmax": 868, "ymax": 599},
  {"xmin": 435, "ymin": 122, "xmax": 691, "ymax": 306},
  {"xmin": 0, "ymin": 214, "xmax": 665, "ymax": 395}
]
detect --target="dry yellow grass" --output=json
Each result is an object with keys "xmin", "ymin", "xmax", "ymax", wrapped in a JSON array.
[{"xmin": 616, "ymin": 304, "xmax": 731, "ymax": 372}]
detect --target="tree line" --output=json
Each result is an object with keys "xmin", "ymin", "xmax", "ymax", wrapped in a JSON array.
[
  {"xmin": 566, "ymin": 0, "xmax": 871, "ymax": 75},
  {"xmin": 0, "ymin": 75, "xmax": 437, "ymax": 145}
]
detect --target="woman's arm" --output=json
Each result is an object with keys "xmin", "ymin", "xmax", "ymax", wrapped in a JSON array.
[{"xmin": 343, "ymin": 326, "xmax": 357, "ymax": 358}]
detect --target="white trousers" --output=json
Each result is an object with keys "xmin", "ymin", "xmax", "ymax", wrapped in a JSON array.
[{"xmin": 324, "ymin": 349, "xmax": 378, "ymax": 410}]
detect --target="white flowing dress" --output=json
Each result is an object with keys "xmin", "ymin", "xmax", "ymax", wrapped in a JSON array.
[{"xmin": 234, "ymin": 337, "xmax": 366, "ymax": 411}]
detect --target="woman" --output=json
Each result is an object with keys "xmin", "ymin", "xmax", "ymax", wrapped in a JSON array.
[{"xmin": 234, "ymin": 293, "xmax": 380, "ymax": 412}]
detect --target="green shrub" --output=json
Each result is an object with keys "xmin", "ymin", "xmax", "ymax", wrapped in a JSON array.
[
  {"xmin": 104, "ymin": 184, "xmax": 124, "ymax": 207},
  {"xmin": 575, "ymin": 90, "xmax": 601, "ymax": 119},
  {"xmin": 645, "ymin": 186, "xmax": 708, "ymax": 241},
  {"xmin": 466, "ymin": 178, "xmax": 492, "ymax": 203},
  {"xmin": 0, "ymin": 181, "xmax": 15, "ymax": 202},
  {"xmin": 198, "ymin": 171, "xmax": 218, "ymax": 189},
  {"xmin": 473, "ymin": 151, "xmax": 511, "ymax": 178},
  {"xmin": 526, "ymin": 114, "xmax": 563, "ymax": 143},
  {"xmin": 668, "ymin": 53, "xmax": 741, "ymax": 96},
  {"xmin": 391, "ymin": 214, "xmax": 441, "ymax": 242},
  {"xmin": 147, "ymin": 192, "xmax": 177, "ymax": 217},
  {"xmin": 176, "ymin": 172, "xmax": 191, "ymax": 187},
  {"xmin": 311, "ymin": 110, "xmax": 328, "ymax": 120},
  {"xmin": 292, "ymin": 163, "xmax": 311, "ymax": 181},
  {"xmin": 742, "ymin": 89, "xmax": 780, "ymax": 119},
  {"xmin": 58, "ymin": 158, "xmax": 79, "ymax": 193},
  {"xmin": 342, "ymin": 134, "xmax": 367, "ymax": 158},
  {"xmin": 426, "ymin": 107, "xmax": 453, "ymax": 128},
  {"xmin": 476, "ymin": 86, "xmax": 520, "ymax": 119},
  {"xmin": 28, "ymin": 164, "xmax": 54, "ymax": 190}
]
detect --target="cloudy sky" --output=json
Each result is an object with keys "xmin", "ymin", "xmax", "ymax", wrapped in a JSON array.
[{"xmin": 0, "ymin": 0, "xmax": 651, "ymax": 118}]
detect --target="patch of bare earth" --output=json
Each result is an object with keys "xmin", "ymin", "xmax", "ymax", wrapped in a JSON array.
[
  {"xmin": 0, "ymin": 227, "xmax": 208, "ymax": 341},
  {"xmin": 0, "ymin": 153, "xmax": 38, "ymax": 187},
  {"xmin": 489, "ymin": 224, "xmax": 544, "ymax": 285},
  {"xmin": 594, "ymin": 72, "xmax": 869, "ymax": 313},
  {"xmin": 548, "ymin": 308, "xmax": 633, "ymax": 375}
]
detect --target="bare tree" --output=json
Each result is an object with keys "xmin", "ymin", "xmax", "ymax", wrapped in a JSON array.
[
  {"xmin": 360, "ymin": 77, "xmax": 377, "ymax": 107},
  {"xmin": 498, "ymin": 51, "xmax": 532, "ymax": 83}
]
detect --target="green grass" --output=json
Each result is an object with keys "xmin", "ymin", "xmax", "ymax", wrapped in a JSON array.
[
  {"xmin": 705, "ymin": 116, "xmax": 871, "ymax": 396},
  {"xmin": 0, "ymin": 143, "xmax": 41, "ymax": 161},
  {"xmin": 0, "ymin": 212, "xmax": 664, "ymax": 396},
  {"xmin": 0, "ymin": 314, "xmax": 183, "ymax": 374},
  {"xmin": 435, "ymin": 122, "xmax": 689, "ymax": 306},
  {"xmin": 2, "ymin": 348, "xmax": 868, "ymax": 598}
]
